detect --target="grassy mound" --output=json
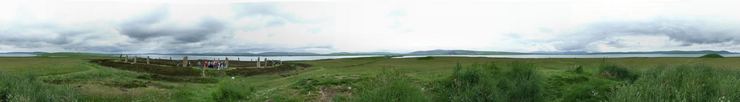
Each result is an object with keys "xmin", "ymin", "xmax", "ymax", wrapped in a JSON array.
[
  {"xmin": 226, "ymin": 63, "xmax": 310, "ymax": 76},
  {"xmin": 92, "ymin": 59, "xmax": 201, "ymax": 76},
  {"xmin": 700, "ymin": 53, "xmax": 724, "ymax": 58}
]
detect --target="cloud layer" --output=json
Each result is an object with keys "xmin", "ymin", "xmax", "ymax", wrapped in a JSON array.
[
  {"xmin": 2, "ymin": 0, "xmax": 740, "ymax": 53},
  {"xmin": 553, "ymin": 17, "xmax": 740, "ymax": 51}
]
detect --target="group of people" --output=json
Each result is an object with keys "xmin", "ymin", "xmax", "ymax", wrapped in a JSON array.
[{"xmin": 200, "ymin": 60, "xmax": 228, "ymax": 70}]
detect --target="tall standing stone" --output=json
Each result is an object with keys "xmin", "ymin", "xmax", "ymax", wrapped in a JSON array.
[
  {"xmin": 202, "ymin": 67, "xmax": 206, "ymax": 78},
  {"xmin": 201, "ymin": 59, "xmax": 206, "ymax": 77},
  {"xmin": 124, "ymin": 55, "xmax": 128, "ymax": 62},
  {"xmin": 265, "ymin": 58, "xmax": 270, "ymax": 67},
  {"xmin": 256, "ymin": 57, "xmax": 261, "ymax": 68},
  {"xmin": 132, "ymin": 56, "xmax": 137, "ymax": 64},
  {"xmin": 182, "ymin": 56, "xmax": 189, "ymax": 67},
  {"xmin": 225, "ymin": 57, "xmax": 229, "ymax": 69},
  {"xmin": 146, "ymin": 56, "xmax": 150, "ymax": 64}
]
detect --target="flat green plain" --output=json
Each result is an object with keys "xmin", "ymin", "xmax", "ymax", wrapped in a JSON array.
[{"xmin": 2, "ymin": 53, "xmax": 740, "ymax": 101}]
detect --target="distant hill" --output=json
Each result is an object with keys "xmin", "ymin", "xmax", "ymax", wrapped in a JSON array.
[
  {"xmin": 160, "ymin": 53, "xmax": 257, "ymax": 56},
  {"xmin": 590, "ymin": 50, "xmax": 735, "ymax": 54},
  {"xmin": 162, "ymin": 52, "xmax": 324, "ymax": 56},
  {"xmin": 119, "ymin": 50, "xmax": 738, "ymax": 56},
  {"xmin": 700, "ymin": 53, "xmax": 725, "ymax": 58},
  {"xmin": 408, "ymin": 50, "xmax": 526, "ymax": 55},
  {"xmin": 328, "ymin": 52, "xmax": 399, "ymax": 55},
  {"xmin": 257, "ymin": 52, "xmax": 321, "ymax": 56}
]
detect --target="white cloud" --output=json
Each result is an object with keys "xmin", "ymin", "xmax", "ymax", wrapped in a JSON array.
[{"xmin": 2, "ymin": 0, "xmax": 740, "ymax": 53}]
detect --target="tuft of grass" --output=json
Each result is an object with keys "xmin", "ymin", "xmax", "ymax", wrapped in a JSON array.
[
  {"xmin": 430, "ymin": 62, "xmax": 544, "ymax": 102},
  {"xmin": 212, "ymin": 79, "xmax": 257, "ymax": 102},
  {"xmin": 292, "ymin": 74, "xmax": 363, "ymax": 94},
  {"xmin": 545, "ymin": 68, "xmax": 617, "ymax": 102},
  {"xmin": 351, "ymin": 69, "xmax": 429, "ymax": 102},
  {"xmin": 607, "ymin": 65, "xmax": 740, "ymax": 102},
  {"xmin": 0, "ymin": 73, "xmax": 80, "ymax": 102},
  {"xmin": 598, "ymin": 64, "xmax": 638, "ymax": 82}
]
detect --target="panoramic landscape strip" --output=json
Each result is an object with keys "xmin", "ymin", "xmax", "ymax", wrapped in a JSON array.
[
  {"xmin": 2, "ymin": 52, "xmax": 739, "ymax": 101},
  {"xmin": 4, "ymin": 0, "xmax": 740, "ymax": 101}
]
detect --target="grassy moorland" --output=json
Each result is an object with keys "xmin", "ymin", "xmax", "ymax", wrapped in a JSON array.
[{"xmin": 2, "ymin": 53, "xmax": 740, "ymax": 101}]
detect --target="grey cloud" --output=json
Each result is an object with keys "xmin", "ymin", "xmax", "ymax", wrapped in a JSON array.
[
  {"xmin": 118, "ymin": 8, "xmax": 226, "ymax": 43},
  {"xmin": 0, "ymin": 4, "xmax": 327, "ymax": 53},
  {"xmin": 233, "ymin": 3, "xmax": 298, "ymax": 27},
  {"xmin": 117, "ymin": 7, "xmax": 169, "ymax": 41},
  {"xmin": 1, "ymin": 22, "xmax": 66, "ymax": 47},
  {"xmin": 221, "ymin": 45, "xmax": 334, "ymax": 53},
  {"xmin": 234, "ymin": 3, "xmax": 282, "ymax": 17},
  {"xmin": 553, "ymin": 17, "xmax": 740, "ymax": 51},
  {"xmin": 170, "ymin": 18, "xmax": 226, "ymax": 43},
  {"xmin": 0, "ymin": 21, "xmax": 124, "ymax": 52}
]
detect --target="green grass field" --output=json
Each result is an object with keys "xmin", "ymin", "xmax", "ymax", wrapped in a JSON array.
[{"xmin": 3, "ymin": 53, "xmax": 740, "ymax": 101}]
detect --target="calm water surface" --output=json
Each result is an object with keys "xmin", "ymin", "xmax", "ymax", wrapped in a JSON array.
[
  {"xmin": 123, "ymin": 54, "xmax": 378, "ymax": 61},
  {"xmin": 0, "ymin": 54, "xmax": 37, "ymax": 57},
  {"xmin": 393, "ymin": 54, "xmax": 740, "ymax": 59},
  {"xmin": 114, "ymin": 54, "xmax": 740, "ymax": 61}
]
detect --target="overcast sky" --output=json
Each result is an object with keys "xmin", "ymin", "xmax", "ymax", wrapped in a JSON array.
[{"xmin": 2, "ymin": 0, "xmax": 740, "ymax": 53}]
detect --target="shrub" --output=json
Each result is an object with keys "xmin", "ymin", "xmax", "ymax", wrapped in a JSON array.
[
  {"xmin": 292, "ymin": 74, "xmax": 363, "ymax": 94},
  {"xmin": 137, "ymin": 74, "xmax": 218, "ymax": 83},
  {"xmin": 226, "ymin": 65, "xmax": 296, "ymax": 76},
  {"xmin": 545, "ymin": 73, "xmax": 615, "ymax": 102},
  {"xmin": 92, "ymin": 59, "xmax": 201, "ymax": 76},
  {"xmin": 212, "ymin": 79, "xmax": 256, "ymax": 101},
  {"xmin": 416, "ymin": 56, "xmax": 434, "ymax": 60},
  {"xmin": 607, "ymin": 65, "xmax": 740, "ymax": 102},
  {"xmin": 700, "ymin": 53, "xmax": 724, "ymax": 58},
  {"xmin": 351, "ymin": 69, "xmax": 428, "ymax": 102},
  {"xmin": 0, "ymin": 73, "xmax": 80, "ymax": 102},
  {"xmin": 431, "ymin": 62, "xmax": 544, "ymax": 102},
  {"xmin": 566, "ymin": 65, "xmax": 585, "ymax": 74},
  {"xmin": 598, "ymin": 65, "xmax": 638, "ymax": 82}
]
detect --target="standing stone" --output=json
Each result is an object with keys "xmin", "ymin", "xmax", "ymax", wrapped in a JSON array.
[
  {"xmin": 264, "ymin": 58, "xmax": 268, "ymax": 67},
  {"xmin": 237, "ymin": 58, "xmax": 240, "ymax": 61},
  {"xmin": 256, "ymin": 57, "xmax": 261, "ymax": 68},
  {"xmin": 182, "ymin": 56, "xmax": 189, "ymax": 67},
  {"xmin": 124, "ymin": 55, "xmax": 128, "ymax": 62},
  {"xmin": 119, "ymin": 54, "xmax": 123, "ymax": 58},
  {"xmin": 201, "ymin": 60, "xmax": 206, "ymax": 77},
  {"xmin": 132, "ymin": 56, "xmax": 137, "ymax": 64},
  {"xmin": 225, "ymin": 57, "xmax": 229, "ymax": 69},
  {"xmin": 146, "ymin": 56, "xmax": 150, "ymax": 64}
]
